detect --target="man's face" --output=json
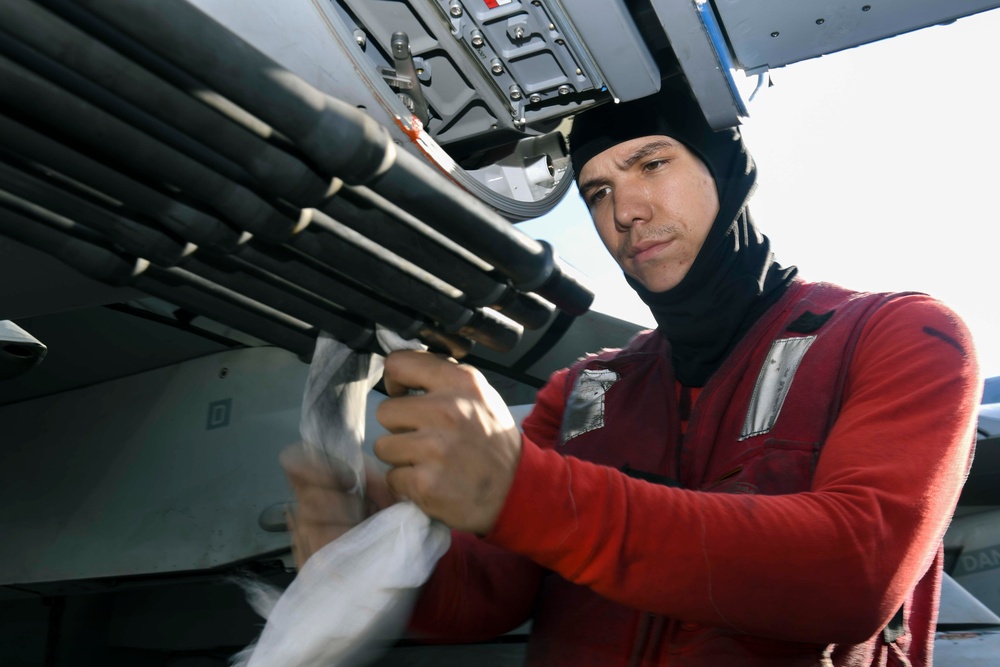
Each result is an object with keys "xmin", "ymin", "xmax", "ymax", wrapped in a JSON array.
[{"xmin": 578, "ymin": 135, "xmax": 720, "ymax": 293}]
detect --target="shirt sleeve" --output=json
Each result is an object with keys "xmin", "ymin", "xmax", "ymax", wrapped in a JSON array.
[
  {"xmin": 484, "ymin": 295, "xmax": 980, "ymax": 644},
  {"xmin": 407, "ymin": 369, "xmax": 571, "ymax": 640}
]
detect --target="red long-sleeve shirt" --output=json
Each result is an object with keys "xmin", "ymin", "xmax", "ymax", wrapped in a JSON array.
[{"xmin": 410, "ymin": 293, "xmax": 979, "ymax": 664}]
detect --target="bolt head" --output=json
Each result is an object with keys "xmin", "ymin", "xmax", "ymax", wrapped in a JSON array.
[
  {"xmin": 491, "ymin": 62, "xmax": 504, "ymax": 75},
  {"xmin": 471, "ymin": 35, "xmax": 485, "ymax": 47},
  {"xmin": 514, "ymin": 26, "xmax": 525, "ymax": 39},
  {"xmin": 511, "ymin": 91, "xmax": 522, "ymax": 100},
  {"xmin": 529, "ymin": 93, "xmax": 542, "ymax": 103},
  {"xmin": 558, "ymin": 85, "xmax": 571, "ymax": 95},
  {"xmin": 449, "ymin": 4, "xmax": 463, "ymax": 17}
]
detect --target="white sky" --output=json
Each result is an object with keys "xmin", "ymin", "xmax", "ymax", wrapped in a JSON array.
[{"xmin": 521, "ymin": 8, "xmax": 1000, "ymax": 379}]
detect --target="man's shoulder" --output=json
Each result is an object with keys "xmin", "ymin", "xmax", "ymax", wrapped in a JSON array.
[
  {"xmin": 571, "ymin": 328, "xmax": 665, "ymax": 366},
  {"xmin": 786, "ymin": 279, "xmax": 936, "ymax": 322},
  {"xmin": 789, "ymin": 280, "xmax": 974, "ymax": 367}
]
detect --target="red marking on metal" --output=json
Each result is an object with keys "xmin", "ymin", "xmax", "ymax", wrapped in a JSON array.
[
  {"xmin": 391, "ymin": 115, "xmax": 464, "ymax": 188},
  {"xmin": 484, "ymin": 0, "xmax": 500, "ymax": 8},
  {"xmin": 395, "ymin": 114, "xmax": 424, "ymax": 143}
]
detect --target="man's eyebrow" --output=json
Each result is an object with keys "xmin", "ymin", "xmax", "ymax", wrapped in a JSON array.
[
  {"xmin": 620, "ymin": 139, "xmax": 677, "ymax": 169},
  {"xmin": 578, "ymin": 139, "xmax": 679, "ymax": 195},
  {"xmin": 578, "ymin": 175, "xmax": 609, "ymax": 197}
]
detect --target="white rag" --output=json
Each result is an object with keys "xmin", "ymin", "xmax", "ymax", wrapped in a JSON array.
[{"xmin": 232, "ymin": 330, "xmax": 451, "ymax": 667}]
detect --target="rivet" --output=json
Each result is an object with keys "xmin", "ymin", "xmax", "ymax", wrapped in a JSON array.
[
  {"xmin": 862, "ymin": 4, "xmax": 872, "ymax": 11},
  {"xmin": 770, "ymin": 31, "xmax": 780, "ymax": 37},
  {"xmin": 575, "ymin": 68, "xmax": 582, "ymax": 75},
  {"xmin": 816, "ymin": 18, "xmax": 825, "ymax": 25},
  {"xmin": 548, "ymin": 23, "xmax": 555, "ymax": 31},
  {"xmin": 555, "ymin": 38, "xmax": 564, "ymax": 45}
]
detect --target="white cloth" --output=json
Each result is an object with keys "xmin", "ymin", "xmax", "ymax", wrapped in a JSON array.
[{"xmin": 233, "ymin": 330, "xmax": 451, "ymax": 667}]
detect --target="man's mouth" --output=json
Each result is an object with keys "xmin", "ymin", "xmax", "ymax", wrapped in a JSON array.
[{"xmin": 628, "ymin": 238, "xmax": 673, "ymax": 261}]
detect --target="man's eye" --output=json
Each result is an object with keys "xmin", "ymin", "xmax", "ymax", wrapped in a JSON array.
[
  {"xmin": 588, "ymin": 187, "xmax": 610, "ymax": 205},
  {"xmin": 643, "ymin": 159, "xmax": 666, "ymax": 172}
]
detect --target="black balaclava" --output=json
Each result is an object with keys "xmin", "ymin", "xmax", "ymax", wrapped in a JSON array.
[{"xmin": 569, "ymin": 77, "xmax": 797, "ymax": 387}]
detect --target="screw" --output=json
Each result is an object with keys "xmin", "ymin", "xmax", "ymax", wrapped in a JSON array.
[
  {"xmin": 558, "ymin": 85, "xmax": 571, "ymax": 95},
  {"xmin": 770, "ymin": 31, "xmax": 780, "ymax": 37},
  {"xmin": 514, "ymin": 26, "xmax": 525, "ymax": 39},
  {"xmin": 548, "ymin": 23, "xmax": 555, "ymax": 30},
  {"xmin": 219, "ymin": 368, "xmax": 229, "ymax": 379},
  {"xmin": 471, "ymin": 31, "xmax": 485, "ymax": 48},
  {"xmin": 509, "ymin": 85, "xmax": 523, "ymax": 100},
  {"xmin": 555, "ymin": 38, "xmax": 564, "ymax": 45},
  {"xmin": 354, "ymin": 30, "xmax": 367, "ymax": 48},
  {"xmin": 529, "ymin": 93, "xmax": 542, "ymax": 103},
  {"xmin": 815, "ymin": 18, "xmax": 825, "ymax": 25},
  {"xmin": 513, "ymin": 118, "xmax": 526, "ymax": 128},
  {"xmin": 862, "ymin": 4, "xmax": 871, "ymax": 11},
  {"xmin": 449, "ymin": 2, "xmax": 463, "ymax": 17},
  {"xmin": 490, "ymin": 59, "xmax": 504, "ymax": 75},
  {"xmin": 575, "ymin": 68, "xmax": 582, "ymax": 75}
]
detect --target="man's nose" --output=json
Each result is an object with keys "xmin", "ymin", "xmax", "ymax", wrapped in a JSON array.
[{"xmin": 613, "ymin": 187, "xmax": 652, "ymax": 230}]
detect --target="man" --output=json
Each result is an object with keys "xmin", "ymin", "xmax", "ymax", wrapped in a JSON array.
[{"xmin": 284, "ymin": 78, "xmax": 979, "ymax": 665}]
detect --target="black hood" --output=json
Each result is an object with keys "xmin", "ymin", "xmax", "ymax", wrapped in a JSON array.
[{"xmin": 569, "ymin": 78, "xmax": 797, "ymax": 386}]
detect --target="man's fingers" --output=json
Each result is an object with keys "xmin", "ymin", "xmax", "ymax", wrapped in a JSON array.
[
  {"xmin": 384, "ymin": 464, "xmax": 422, "ymax": 507},
  {"xmin": 375, "ymin": 392, "xmax": 437, "ymax": 433},
  {"xmin": 281, "ymin": 444, "xmax": 356, "ymax": 490},
  {"xmin": 382, "ymin": 349, "xmax": 464, "ymax": 397},
  {"xmin": 364, "ymin": 464, "xmax": 397, "ymax": 512},
  {"xmin": 373, "ymin": 431, "xmax": 442, "ymax": 469}
]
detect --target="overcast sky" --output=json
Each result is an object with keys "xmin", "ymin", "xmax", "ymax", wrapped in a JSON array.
[{"xmin": 521, "ymin": 8, "xmax": 1000, "ymax": 379}]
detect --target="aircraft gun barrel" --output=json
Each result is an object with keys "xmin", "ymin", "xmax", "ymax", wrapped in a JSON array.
[{"xmin": 70, "ymin": 0, "xmax": 594, "ymax": 316}]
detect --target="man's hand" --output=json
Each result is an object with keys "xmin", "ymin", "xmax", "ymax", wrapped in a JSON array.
[
  {"xmin": 374, "ymin": 350, "xmax": 521, "ymax": 535},
  {"xmin": 281, "ymin": 445, "xmax": 395, "ymax": 570}
]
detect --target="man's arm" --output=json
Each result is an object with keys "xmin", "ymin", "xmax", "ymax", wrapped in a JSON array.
[
  {"xmin": 481, "ymin": 295, "xmax": 978, "ymax": 644},
  {"xmin": 401, "ymin": 370, "xmax": 571, "ymax": 640}
]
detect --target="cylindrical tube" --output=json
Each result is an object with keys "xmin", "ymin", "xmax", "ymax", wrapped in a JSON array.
[
  {"xmin": 0, "ymin": 54, "xmax": 300, "ymax": 242},
  {"xmin": 69, "ymin": 0, "xmax": 593, "ymax": 315},
  {"xmin": 0, "ymin": 0, "xmax": 332, "ymax": 206}
]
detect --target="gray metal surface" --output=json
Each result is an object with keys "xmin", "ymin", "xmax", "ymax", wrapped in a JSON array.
[
  {"xmin": 938, "ymin": 573, "xmax": 1000, "ymax": 627},
  {"xmin": 934, "ymin": 629, "xmax": 1000, "ymax": 666},
  {"xmin": 0, "ymin": 347, "xmax": 305, "ymax": 584},
  {"xmin": 186, "ymin": 0, "xmax": 576, "ymax": 218},
  {"xmin": 945, "ymin": 507, "xmax": 1000, "ymax": 616},
  {"xmin": 714, "ymin": 0, "xmax": 1000, "ymax": 73},
  {"xmin": 650, "ymin": 0, "xmax": 746, "ymax": 129},
  {"xmin": 547, "ymin": 0, "xmax": 659, "ymax": 103}
]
